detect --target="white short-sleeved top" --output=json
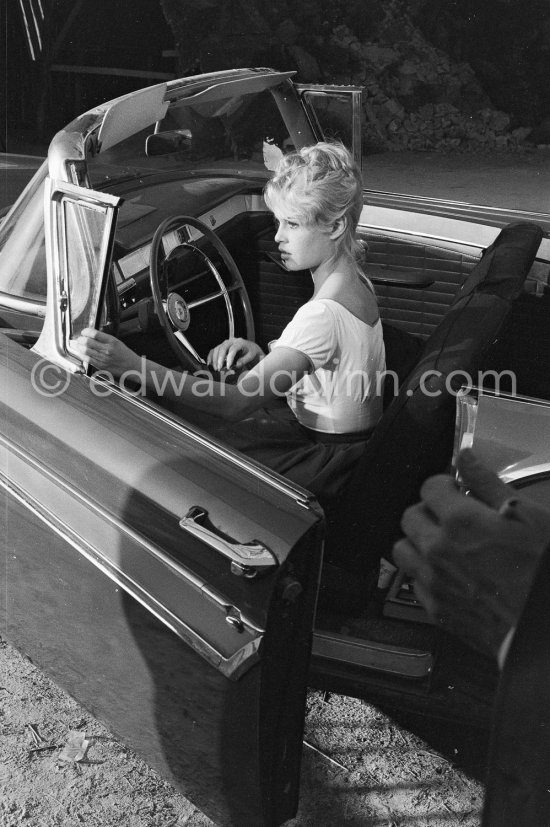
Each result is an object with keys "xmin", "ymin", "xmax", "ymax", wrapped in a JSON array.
[{"xmin": 270, "ymin": 298, "xmax": 386, "ymax": 434}]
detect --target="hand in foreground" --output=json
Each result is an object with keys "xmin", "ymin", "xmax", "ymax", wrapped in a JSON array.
[
  {"xmin": 75, "ymin": 328, "xmax": 142, "ymax": 378},
  {"xmin": 207, "ymin": 338, "xmax": 265, "ymax": 372},
  {"xmin": 393, "ymin": 449, "xmax": 550, "ymax": 659}
]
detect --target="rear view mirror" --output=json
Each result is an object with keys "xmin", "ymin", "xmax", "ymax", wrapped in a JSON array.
[{"xmin": 145, "ymin": 129, "xmax": 192, "ymax": 156}]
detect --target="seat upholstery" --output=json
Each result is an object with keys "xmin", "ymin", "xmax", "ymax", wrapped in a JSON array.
[{"xmin": 328, "ymin": 221, "xmax": 544, "ymax": 586}]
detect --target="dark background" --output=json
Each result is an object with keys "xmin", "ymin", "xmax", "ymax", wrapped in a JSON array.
[{"xmin": 2, "ymin": 0, "xmax": 550, "ymax": 153}]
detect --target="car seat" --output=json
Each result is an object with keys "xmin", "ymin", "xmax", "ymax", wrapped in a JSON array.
[{"xmin": 325, "ymin": 221, "xmax": 544, "ymax": 600}]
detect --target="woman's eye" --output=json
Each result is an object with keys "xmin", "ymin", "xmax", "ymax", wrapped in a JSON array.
[{"xmin": 287, "ymin": 221, "xmax": 298, "ymax": 229}]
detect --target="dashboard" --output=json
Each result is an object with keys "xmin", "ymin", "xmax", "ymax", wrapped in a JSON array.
[{"xmin": 113, "ymin": 192, "xmax": 269, "ymax": 312}]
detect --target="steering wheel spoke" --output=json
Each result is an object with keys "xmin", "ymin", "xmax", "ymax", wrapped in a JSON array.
[
  {"xmin": 173, "ymin": 331, "xmax": 206, "ymax": 364},
  {"xmin": 187, "ymin": 289, "xmax": 227, "ymax": 309},
  {"xmin": 149, "ymin": 215, "xmax": 254, "ymax": 371}
]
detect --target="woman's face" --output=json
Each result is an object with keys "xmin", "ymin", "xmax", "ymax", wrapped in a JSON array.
[{"xmin": 271, "ymin": 197, "xmax": 335, "ymax": 273}]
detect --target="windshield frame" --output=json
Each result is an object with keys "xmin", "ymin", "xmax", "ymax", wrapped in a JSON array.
[{"xmin": 87, "ymin": 76, "xmax": 315, "ymax": 192}]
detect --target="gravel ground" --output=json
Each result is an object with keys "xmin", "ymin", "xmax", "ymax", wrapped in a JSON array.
[{"xmin": 0, "ymin": 638, "xmax": 484, "ymax": 827}]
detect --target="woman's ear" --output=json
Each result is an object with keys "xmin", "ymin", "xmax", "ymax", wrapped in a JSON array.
[{"xmin": 329, "ymin": 216, "xmax": 347, "ymax": 240}]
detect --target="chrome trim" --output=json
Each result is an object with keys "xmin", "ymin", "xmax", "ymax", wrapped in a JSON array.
[
  {"xmin": 0, "ymin": 430, "xmax": 264, "ymax": 635},
  {"xmin": 360, "ymin": 222, "xmax": 487, "ymax": 252},
  {"xmin": 296, "ymin": 83, "xmax": 364, "ymax": 92},
  {"xmin": 352, "ymin": 90, "xmax": 362, "ymax": 169},
  {"xmin": 173, "ymin": 330, "xmax": 205, "ymax": 363},
  {"xmin": 360, "ymin": 202, "xmax": 550, "ymax": 259},
  {"xmin": 0, "ymin": 294, "xmax": 46, "ymax": 317},
  {"xmin": 362, "ymin": 188, "xmax": 550, "ymax": 222},
  {"xmin": 505, "ymin": 463, "xmax": 550, "ymax": 484},
  {"xmin": 0, "ymin": 469, "xmax": 263, "ymax": 680},
  {"xmin": 1, "ymin": 426, "xmax": 275, "ymax": 612},
  {"xmin": 180, "ymin": 505, "xmax": 278, "ymax": 577},
  {"xmin": 312, "ymin": 630, "xmax": 433, "ymax": 679},
  {"xmin": 34, "ymin": 178, "xmax": 120, "ymax": 373},
  {"xmin": 48, "ymin": 112, "xmax": 102, "ymax": 180},
  {"xmin": 88, "ymin": 374, "xmax": 316, "ymax": 508},
  {"xmin": 187, "ymin": 288, "xmax": 228, "ymax": 309},
  {"xmin": 295, "ymin": 83, "xmax": 363, "ymax": 168},
  {"xmin": 358, "ymin": 215, "xmax": 494, "ymax": 251}
]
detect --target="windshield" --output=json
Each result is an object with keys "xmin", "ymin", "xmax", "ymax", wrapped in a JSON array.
[
  {"xmin": 88, "ymin": 84, "xmax": 312, "ymax": 189},
  {"xmin": 0, "ymin": 161, "xmax": 48, "ymax": 302},
  {"xmin": 0, "ymin": 79, "xmax": 314, "ymax": 305}
]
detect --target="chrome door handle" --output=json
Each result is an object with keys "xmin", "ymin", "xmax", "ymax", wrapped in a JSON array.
[{"xmin": 179, "ymin": 506, "xmax": 278, "ymax": 578}]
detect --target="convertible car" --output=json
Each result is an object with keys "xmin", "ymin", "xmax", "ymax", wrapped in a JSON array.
[{"xmin": 1, "ymin": 68, "xmax": 550, "ymax": 826}]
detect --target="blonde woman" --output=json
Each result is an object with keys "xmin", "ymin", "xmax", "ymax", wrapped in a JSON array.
[{"xmin": 77, "ymin": 142, "xmax": 386, "ymax": 506}]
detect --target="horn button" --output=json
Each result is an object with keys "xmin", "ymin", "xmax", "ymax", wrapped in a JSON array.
[{"xmin": 166, "ymin": 292, "xmax": 191, "ymax": 331}]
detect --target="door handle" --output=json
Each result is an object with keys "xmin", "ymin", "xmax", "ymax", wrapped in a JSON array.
[{"xmin": 179, "ymin": 506, "xmax": 278, "ymax": 578}]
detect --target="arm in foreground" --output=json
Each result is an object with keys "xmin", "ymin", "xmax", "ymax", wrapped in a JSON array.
[
  {"xmin": 393, "ymin": 449, "xmax": 550, "ymax": 659},
  {"xmin": 75, "ymin": 328, "xmax": 309, "ymax": 421}
]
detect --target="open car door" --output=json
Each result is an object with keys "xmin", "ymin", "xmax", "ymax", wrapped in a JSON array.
[{"xmin": 0, "ymin": 180, "xmax": 324, "ymax": 827}]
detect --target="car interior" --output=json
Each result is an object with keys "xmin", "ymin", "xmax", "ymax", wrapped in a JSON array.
[
  {"xmin": 0, "ymin": 162, "xmax": 548, "ymax": 716},
  {"xmin": 103, "ymin": 201, "xmax": 545, "ymax": 605},
  {"xmin": 0, "ymin": 165, "xmax": 547, "ymax": 622}
]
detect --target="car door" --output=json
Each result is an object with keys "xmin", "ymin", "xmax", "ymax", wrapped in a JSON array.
[
  {"xmin": 455, "ymin": 385, "xmax": 550, "ymax": 503},
  {"xmin": 0, "ymin": 180, "xmax": 324, "ymax": 827}
]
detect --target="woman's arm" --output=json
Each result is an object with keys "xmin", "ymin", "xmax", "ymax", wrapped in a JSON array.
[{"xmin": 76, "ymin": 328, "xmax": 310, "ymax": 421}]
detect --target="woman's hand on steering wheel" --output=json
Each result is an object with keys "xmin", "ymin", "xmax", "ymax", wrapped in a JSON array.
[{"xmin": 207, "ymin": 338, "xmax": 265, "ymax": 372}]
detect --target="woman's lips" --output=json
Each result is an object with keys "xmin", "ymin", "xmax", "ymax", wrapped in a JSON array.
[{"xmin": 279, "ymin": 252, "xmax": 290, "ymax": 269}]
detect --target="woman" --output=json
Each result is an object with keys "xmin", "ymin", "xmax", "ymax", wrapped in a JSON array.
[{"xmin": 77, "ymin": 142, "xmax": 386, "ymax": 508}]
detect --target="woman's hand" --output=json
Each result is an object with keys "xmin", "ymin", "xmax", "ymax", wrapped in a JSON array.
[
  {"xmin": 75, "ymin": 328, "xmax": 142, "ymax": 377},
  {"xmin": 207, "ymin": 338, "xmax": 265, "ymax": 372},
  {"xmin": 393, "ymin": 449, "xmax": 550, "ymax": 659}
]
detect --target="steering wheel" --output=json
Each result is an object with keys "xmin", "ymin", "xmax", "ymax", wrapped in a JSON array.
[{"xmin": 149, "ymin": 215, "xmax": 255, "ymax": 372}]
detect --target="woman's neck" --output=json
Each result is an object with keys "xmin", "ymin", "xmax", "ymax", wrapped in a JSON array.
[{"xmin": 311, "ymin": 255, "xmax": 359, "ymax": 296}]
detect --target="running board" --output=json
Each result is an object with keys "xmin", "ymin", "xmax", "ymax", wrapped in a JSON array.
[{"xmin": 312, "ymin": 630, "xmax": 434, "ymax": 679}]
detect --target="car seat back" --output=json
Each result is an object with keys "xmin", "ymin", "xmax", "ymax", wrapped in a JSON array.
[{"xmin": 330, "ymin": 221, "xmax": 544, "ymax": 583}]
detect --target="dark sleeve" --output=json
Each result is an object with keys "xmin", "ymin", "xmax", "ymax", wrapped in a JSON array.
[{"xmin": 483, "ymin": 544, "xmax": 550, "ymax": 826}]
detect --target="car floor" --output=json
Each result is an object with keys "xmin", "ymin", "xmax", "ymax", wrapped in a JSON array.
[{"xmin": 0, "ymin": 637, "xmax": 484, "ymax": 827}]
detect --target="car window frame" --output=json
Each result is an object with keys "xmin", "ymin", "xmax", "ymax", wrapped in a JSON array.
[
  {"xmin": 296, "ymin": 84, "xmax": 363, "ymax": 168},
  {"xmin": 33, "ymin": 178, "xmax": 120, "ymax": 373}
]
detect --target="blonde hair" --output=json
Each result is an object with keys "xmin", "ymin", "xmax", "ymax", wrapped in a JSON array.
[{"xmin": 264, "ymin": 142, "xmax": 364, "ymax": 265}]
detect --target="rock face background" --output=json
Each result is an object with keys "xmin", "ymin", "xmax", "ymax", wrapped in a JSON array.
[
  {"xmin": 5, "ymin": 0, "xmax": 550, "ymax": 152},
  {"xmin": 325, "ymin": 22, "xmax": 517, "ymax": 153},
  {"xmin": 160, "ymin": 0, "xmax": 550, "ymax": 153}
]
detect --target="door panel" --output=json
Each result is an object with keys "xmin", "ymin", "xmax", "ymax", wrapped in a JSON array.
[
  {"xmin": 363, "ymin": 232, "xmax": 479, "ymax": 338},
  {"xmin": 0, "ymin": 335, "xmax": 323, "ymax": 826}
]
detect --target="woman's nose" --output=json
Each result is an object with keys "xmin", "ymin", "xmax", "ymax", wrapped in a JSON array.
[{"xmin": 274, "ymin": 223, "xmax": 284, "ymax": 242}]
